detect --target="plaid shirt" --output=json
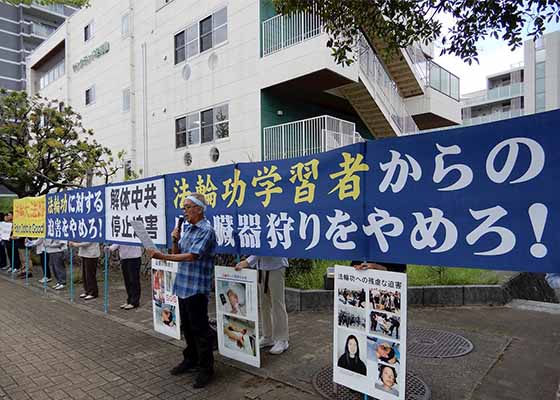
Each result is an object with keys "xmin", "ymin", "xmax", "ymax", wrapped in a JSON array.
[{"xmin": 174, "ymin": 218, "xmax": 216, "ymax": 299}]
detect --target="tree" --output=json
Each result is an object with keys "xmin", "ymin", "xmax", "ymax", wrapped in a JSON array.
[
  {"xmin": 273, "ymin": 0, "xmax": 560, "ymax": 65},
  {"xmin": 0, "ymin": 90, "xmax": 122, "ymax": 197}
]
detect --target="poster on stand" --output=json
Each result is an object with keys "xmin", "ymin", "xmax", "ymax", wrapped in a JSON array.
[
  {"xmin": 151, "ymin": 259, "xmax": 181, "ymax": 340},
  {"xmin": 106, "ymin": 177, "xmax": 166, "ymax": 246},
  {"xmin": 0, "ymin": 222, "xmax": 12, "ymax": 240},
  {"xmin": 215, "ymin": 266, "xmax": 260, "ymax": 367},
  {"xmin": 333, "ymin": 265, "xmax": 407, "ymax": 400}
]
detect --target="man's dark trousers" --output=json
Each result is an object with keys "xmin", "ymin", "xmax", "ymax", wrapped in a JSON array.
[
  {"xmin": 178, "ymin": 294, "xmax": 214, "ymax": 373},
  {"xmin": 121, "ymin": 257, "xmax": 141, "ymax": 307}
]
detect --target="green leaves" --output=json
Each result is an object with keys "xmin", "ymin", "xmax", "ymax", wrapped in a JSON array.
[
  {"xmin": 0, "ymin": 91, "xmax": 118, "ymax": 197},
  {"xmin": 272, "ymin": 0, "xmax": 560, "ymax": 65}
]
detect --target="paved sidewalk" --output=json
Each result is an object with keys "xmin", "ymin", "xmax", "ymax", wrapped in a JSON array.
[
  {"xmin": 1, "ymin": 268, "xmax": 559, "ymax": 400},
  {"xmin": 0, "ymin": 278, "xmax": 317, "ymax": 400}
]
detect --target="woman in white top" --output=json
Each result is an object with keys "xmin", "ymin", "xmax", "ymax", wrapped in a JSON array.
[
  {"xmin": 69, "ymin": 241, "xmax": 100, "ymax": 300},
  {"xmin": 109, "ymin": 244, "xmax": 143, "ymax": 310}
]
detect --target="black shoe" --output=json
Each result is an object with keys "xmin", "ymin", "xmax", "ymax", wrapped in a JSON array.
[
  {"xmin": 170, "ymin": 360, "xmax": 198, "ymax": 376},
  {"xmin": 192, "ymin": 370, "xmax": 214, "ymax": 389}
]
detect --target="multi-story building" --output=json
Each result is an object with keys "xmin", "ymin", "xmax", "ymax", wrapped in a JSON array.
[
  {"xmin": 27, "ymin": 0, "xmax": 461, "ymax": 180},
  {"xmin": 462, "ymin": 30, "xmax": 560, "ymax": 126},
  {"xmin": 0, "ymin": 1, "xmax": 74, "ymax": 91}
]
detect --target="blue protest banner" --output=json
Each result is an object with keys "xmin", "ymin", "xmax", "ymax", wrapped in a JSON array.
[
  {"xmin": 362, "ymin": 110, "xmax": 558, "ymax": 272},
  {"xmin": 46, "ymin": 186, "xmax": 105, "ymax": 242},
  {"xmin": 165, "ymin": 165, "xmax": 237, "ymax": 254},
  {"xmin": 236, "ymin": 143, "xmax": 368, "ymax": 260}
]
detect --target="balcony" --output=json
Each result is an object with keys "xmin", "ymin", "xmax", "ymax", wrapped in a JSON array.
[
  {"xmin": 263, "ymin": 115, "xmax": 364, "ymax": 161},
  {"xmin": 463, "ymin": 109, "xmax": 525, "ymax": 126},
  {"xmin": 428, "ymin": 60, "xmax": 460, "ymax": 101},
  {"xmin": 31, "ymin": 1, "xmax": 65, "ymax": 15},
  {"xmin": 462, "ymin": 83, "xmax": 524, "ymax": 106},
  {"xmin": 262, "ymin": 11, "xmax": 322, "ymax": 57},
  {"xmin": 30, "ymin": 22, "xmax": 57, "ymax": 38}
]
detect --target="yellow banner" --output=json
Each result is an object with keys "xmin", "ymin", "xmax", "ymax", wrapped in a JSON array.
[{"xmin": 12, "ymin": 196, "xmax": 46, "ymax": 238}]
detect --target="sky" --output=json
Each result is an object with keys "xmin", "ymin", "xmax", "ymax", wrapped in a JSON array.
[{"xmin": 432, "ymin": 13, "xmax": 560, "ymax": 95}]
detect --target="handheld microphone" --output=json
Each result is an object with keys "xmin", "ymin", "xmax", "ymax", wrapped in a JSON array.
[{"xmin": 177, "ymin": 216, "xmax": 184, "ymax": 229}]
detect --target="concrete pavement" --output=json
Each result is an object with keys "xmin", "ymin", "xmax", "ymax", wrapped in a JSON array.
[{"xmin": 1, "ymin": 266, "xmax": 559, "ymax": 400}]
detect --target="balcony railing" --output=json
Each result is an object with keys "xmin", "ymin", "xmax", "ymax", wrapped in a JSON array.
[
  {"xmin": 30, "ymin": 22, "xmax": 56, "ymax": 38},
  {"xmin": 462, "ymin": 83, "xmax": 524, "ymax": 106},
  {"xmin": 262, "ymin": 11, "xmax": 322, "ymax": 56},
  {"xmin": 358, "ymin": 36, "xmax": 418, "ymax": 135},
  {"xmin": 463, "ymin": 109, "xmax": 525, "ymax": 126},
  {"xmin": 263, "ymin": 115, "xmax": 364, "ymax": 161},
  {"xmin": 428, "ymin": 60, "xmax": 460, "ymax": 101},
  {"xmin": 32, "ymin": 1, "xmax": 65, "ymax": 14}
]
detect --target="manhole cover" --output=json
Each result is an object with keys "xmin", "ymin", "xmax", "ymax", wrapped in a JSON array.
[
  {"xmin": 312, "ymin": 366, "xmax": 430, "ymax": 400},
  {"xmin": 408, "ymin": 327, "xmax": 473, "ymax": 358}
]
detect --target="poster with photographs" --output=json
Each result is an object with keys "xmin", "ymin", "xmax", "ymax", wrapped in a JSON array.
[
  {"xmin": 215, "ymin": 266, "xmax": 260, "ymax": 368},
  {"xmin": 151, "ymin": 259, "xmax": 181, "ymax": 340},
  {"xmin": 333, "ymin": 265, "xmax": 407, "ymax": 400}
]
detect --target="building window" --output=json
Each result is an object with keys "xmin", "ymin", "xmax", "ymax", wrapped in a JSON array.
[
  {"xmin": 174, "ymin": 7, "xmax": 227, "ymax": 64},
  {"xmin": 175, "ymin": 116, "xmax": 187, "ymax": 148},
  {"xmin": 175, "ymin": 103, "xmax": 229, "ymax": 149},
  {"xmin": 85, "ymin": 85, "xmax": 95, "ymax": 106},
  {"xmin": 84, "ymin": 21, "xmax": 94, "ymax": 42},
  {"xmin": 121, "ymin": 13, "xmax": 130, "ymax": 37},
  {"xmin": 535, "ymin": 61, "xmax": 545, "ymax": 112},
  {"xmin": 174, "ymin": 31, "xmax": 186, "ymax": 64},
  {"xmin": 122, "ymin": 88, "xmax": 130, "ymax": 112},
  {"xmin": 39, "ymin": 60, "xmax": 65, "ymax": 89}
]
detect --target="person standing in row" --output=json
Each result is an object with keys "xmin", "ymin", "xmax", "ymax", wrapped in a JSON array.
[
  {"xmin": 47, "ymin": 239, "xmax": 68, "ymax": 290},
  {"xmin": 69, "ymin": 241, "xmax": 100, "ymax": 300},
  {"xmin": 147, "ymin": 193, "xmax": 217, "ymax": 389},
  {"xmin": 235, "ymin": 256, "xmax": 290, "ymax": 355},
  {"xmin": 109, "ymin": 244, "xmax": 143, "ymax": 310}
]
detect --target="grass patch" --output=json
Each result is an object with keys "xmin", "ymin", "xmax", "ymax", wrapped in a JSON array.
[
  {"xmin": 407, "ymin": 265, "xmax": 499, "ymax": 286},
  {"xmin": 285, "ymin": 261, "xmax": 500, "ymax": 289},
  {"xmin": 286, "ymin": 260, "xmax": 350, "ymax": 290}
]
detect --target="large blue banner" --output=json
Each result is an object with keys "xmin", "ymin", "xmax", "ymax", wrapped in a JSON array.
[
  {"xmin": 165, "ymin": 165, "xmax": 237, "ymax": 254},
  {"xmin": 162, "ymin": 111, "xmax": 559, "ymax": 272},
  {"xmin": 362, "ymin": 111, "xmax": 558, "ymax": 272},
  {"xmin": 45, "ymin": 186, "xmax": 105, "ymax": 242}
]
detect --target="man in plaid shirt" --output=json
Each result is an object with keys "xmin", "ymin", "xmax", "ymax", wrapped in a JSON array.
[{"xmin": 148, "ymin": 193, "xmax": 217, "ymax": 389}]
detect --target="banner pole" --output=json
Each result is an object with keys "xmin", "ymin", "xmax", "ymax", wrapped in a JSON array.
[
  {"xmin": 10, "ymin": 240, "xmax": 14, "ymax": 280},
  {"xmin": 43, "ymin": 249, "xmax": 47, "ymax": 294},
  {"xmin": 25, "ymin": 247, "xmax": 29, "ymax": 287},
  {"xmin": 103, "ymin": 244, "xmax": 108, "ymax": 313},
  {"xmin": 69, "ymin": 247, "xmax": 74, "ymax": 302}
]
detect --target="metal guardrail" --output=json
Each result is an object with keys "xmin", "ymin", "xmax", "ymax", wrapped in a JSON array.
[
  {"xmin": 463, "ymin": 109, "xmax": 525, "ymax": 126},
  {"xmin": 358, "ymin": 36, "xmax": 418, "ymax": 135},
  {"xmin": 262, "ymin": 11, "xmax": 322, "ymax": 56},
  {"xmin": 263, "ymin": 115, "xmax": 363, "ymax": 161},
  {"xmin": 462, "ymin": 83, "xmax": 524, "ymax": 106}
]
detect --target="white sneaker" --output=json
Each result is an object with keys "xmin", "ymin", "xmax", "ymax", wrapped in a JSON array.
[
  {"xmin": 84, "ymin": 295, "xmax": 96, "ymax": 300},
  {"xmin": 38, "ymin": 277, "xmax": 47, "ymax": 284},
  {"xmin": 259, "ymin": 337, "xmax": 275, "ymax": 348},
  {"xmin": 52, "ymin": 284, "xmax": 61, "ymax": 289},
  {"xmin": 269, "ymin": 340, "xmax": 289, "ymax": 355},
  {"xmin": 120, "ymin": 303, "xmax": 129, "ymax": 309},
  {"xmin": 79, "ymin": 293, "xmax": 87, "ymax": 298},
  {"xmin": 55, "ymin": 284, "xmax": 65, "ymax": 291}
]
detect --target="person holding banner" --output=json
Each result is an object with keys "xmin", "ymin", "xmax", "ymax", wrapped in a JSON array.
[
  {"xmin": 235, "ymin": 256, "xmax": 290, "ymax": 355},
  {"xmin": 147, "ymin": 193, "xmax": 217, "ymax": 389},
  {"xmin": 69, "ymin": 241, "xmax": 100, "ymax": 300},
  {"xmin": 108, "ymin": 244, "xmax": 142, "ymax": 310},
  {"xmin": 0, "ymin": 213, "xmax": 7, "ymax": 270},
  {"xmin": 25, "ymin": 238, "xmax": 52, "ymax": 284},
  {"xmin": 4, "ymin": 212, "xmax": 23, "ymax": 273}
]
